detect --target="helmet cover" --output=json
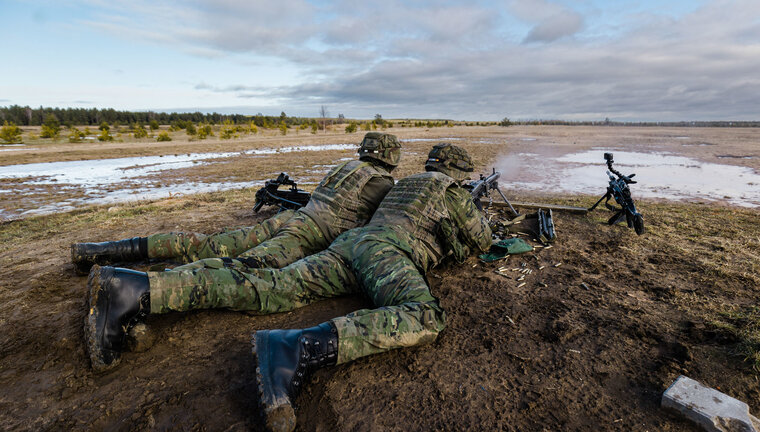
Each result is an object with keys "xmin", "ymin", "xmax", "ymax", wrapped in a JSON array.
[
  {"xmin": 358, "ymin": 132, "xmax": 402, "ymax": 168},
  {"xmin": 424, "ymin": 143, "xmax": 473, "ymax": 181}
]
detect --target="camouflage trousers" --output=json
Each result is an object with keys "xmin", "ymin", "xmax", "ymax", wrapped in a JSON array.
[
  {"xmin": 172, "ymin": 211, "xmax": 329, "ymax": 271},
  {"xmin": 148, "ymin": 225, "xmax": 447, "ymax": 364},
  {"xmin": 147, "ymin": 210, "xmax": 295, "ymax": 263}
]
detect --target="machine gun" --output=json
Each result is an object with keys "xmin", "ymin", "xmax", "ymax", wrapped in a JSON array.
[
  {"xmin": 253, "ymin": 173, "xmax": 311, "ymax": 213},
  {"xmin": 588, "ymin": 152, "xmax": 645, "ymax": 235},
  {"xmin": 467, "ymin": 169, "xmax": 558, "ymax": 243},
  {"xmin": 465, "ymin": 168, "xmax": 519, "ymax": 217}
]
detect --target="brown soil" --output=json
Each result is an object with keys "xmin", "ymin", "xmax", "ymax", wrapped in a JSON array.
[
  {"xmin": 0, "ymin": 188, "xmax": 758, "ymax": 431},
  {"xmin": 1, "ymin": 126, "xmax": 759, "ymax": 431}
]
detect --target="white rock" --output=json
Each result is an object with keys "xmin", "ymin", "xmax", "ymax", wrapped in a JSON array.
[{"xmin": 662, "ymin": 375, "xmax": 758, "ymax": 432}]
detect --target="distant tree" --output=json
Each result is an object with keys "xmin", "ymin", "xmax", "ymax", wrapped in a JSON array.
[
  {"xmin": 156, "ymin": 131, "xmax": 172, "ymax": 142},
  {"xmin": 196, "ymin": 123, "xmax": 213, "ymax": 139},
  {"xmin": 345, "ymin": 121, "xmax": 357, "ymax": 133},
  {"xmin": 248, "ymin": 122, "xmax": 258, "ymax": 134},
  {"xmin": 220, "ymin": 120, "xmax": 236, "ymax": 139},
  {"xmin": 337, "ymin": 113, "xmax": 345, "ymax": 124},
  {"xmin": 99, "ymin": 121, "xmax": 110, "ymax": 131},
  {"xmin": 68, "ymin": 127, "xmax": 86, "ymax": 143},
  {"xmin": 279, "ymin": 121, "xmax": 288, "ymax": 135},
  {"xmin": 374, "ymin": 114, "xmax": 384, "ymax": 126},
  {"xmin": 361, "ymin": 122, "xmax": 371, "ymax": 131},
  {"xmin": 133, "ymin": 125, "xmax": 148, "ymax": 138},
  {"xmin": 98, "ymin": 129, "xmax": 114, "ymax": 141},
  {"xmin": 0, "ymin": 121, "xmax": 22, "ymax": 143},
  {"xmin": 149, "ymin": 120, "xmax": 159, "ymax": 131},
  {"xmin": 311, "ymin": 123, "xmax": 318, "ymax": 134},
  {"xmin": 319, "ymin": 105, "xmax": 329, "ymax": 132},
  {"xmin": 499, "ymin": 117, "xmax": 512, "ymax": 127},
  {"xmin": 185, "ymin": 123, "xmax": 197, "ymax": 136},
  {"xmin": 40, "ymin": 114, "xmax": 61, "ymax": 138}
]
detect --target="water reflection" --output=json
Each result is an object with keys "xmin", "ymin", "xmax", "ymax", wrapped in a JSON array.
[
  {"xmin": 0, "ymin": 143, "xmax": 354, "ymax": 219},
  {"xmin": 498, "ymin": 149, "xmax": 760, "ymax": 208}
]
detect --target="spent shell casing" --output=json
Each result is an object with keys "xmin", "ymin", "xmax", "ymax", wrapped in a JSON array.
[
  {"xmin": 553, "ymin": 262, "xmax": 562, "ymax": 267},
  {"xmin": 517, "ymin": 282, "xmax": 526, "ymax": 288}
]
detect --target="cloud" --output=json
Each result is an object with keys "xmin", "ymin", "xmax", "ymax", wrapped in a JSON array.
[
  {"xmin": 506, "ymin": 0, "xmax": 585, "ymax": 43},
  {"xmin": 523, "ymin": 12, "xmax": 584, "ymax": 43},
  {"xmin": 72, "ymin": 0, "xmax": 760, "ymax": 120}
]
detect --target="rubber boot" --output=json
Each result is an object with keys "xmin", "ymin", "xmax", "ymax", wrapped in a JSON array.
[
  {"xmin": 71, "ymin": 237, "xmax": 148, "ymax": 275},
  {"xmin": 84, "ymin": 265, "xmax": 150, "ymax": 373},
  {"xmin": 252, "ymin": 322, "xmax": 338, "ymax": 432}
]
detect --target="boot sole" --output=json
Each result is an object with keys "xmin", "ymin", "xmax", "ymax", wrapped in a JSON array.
[
  {"xmin": 252, "ymin": 331, "xmax": 296, "ymax": 432},
  {"xmin": 71, "ymin": 244, "xmax": 94, "ymax": 276},
  {"xmin": 84, "ymin": 265, "xmax": 121, "ymax": 373}
]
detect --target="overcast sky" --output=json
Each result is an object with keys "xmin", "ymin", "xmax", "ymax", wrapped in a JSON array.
[{"xmin": 2, "ymin": 0, "xmax": 759, "ymax": 121}]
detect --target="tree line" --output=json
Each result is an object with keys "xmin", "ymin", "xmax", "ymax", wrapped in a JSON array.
[
  {"xmin": 504, "ymin": 118, "xmax": 760, "ymax": 127},
  {"xmin": 2, "ymin": 105, "xmax": 757, "ymax": 129},
  {"xmin": 0, "ymin": 105, "xmax": 336, "ymax": 128}
]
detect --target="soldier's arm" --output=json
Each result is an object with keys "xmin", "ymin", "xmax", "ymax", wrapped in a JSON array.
[
  {"xmin": 445, "ymin": 187, "xmax": 492, "ymax": 254},
  {"xmin": 356, "ymin": 175, "xmax": 395, "ymax": 222}
]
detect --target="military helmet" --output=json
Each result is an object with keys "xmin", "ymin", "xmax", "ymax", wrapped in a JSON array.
[
  {"xmin": 358, "ymin": 132, "xmax": 402, "ymax": 169},
  {"xmin": 424, "ymin": 143, "xmax": 474, "ymax": 182}
]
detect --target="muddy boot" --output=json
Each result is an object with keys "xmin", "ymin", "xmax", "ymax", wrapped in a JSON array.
[
  {"xmin": 252, "ymin": 322, "xmax": 338, "ymax": 432},
  {"xmin": 71, "ymin": 237, "xmax": 148, "ymax": 275},
  {"xmin": 84, "ymin": 265, "xmax": 150, "ymax": 373}
]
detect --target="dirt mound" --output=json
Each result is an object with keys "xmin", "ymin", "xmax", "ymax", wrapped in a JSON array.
[{"xmin": 0, "ymin": 193, "xmax": 757, "ymax": 431}]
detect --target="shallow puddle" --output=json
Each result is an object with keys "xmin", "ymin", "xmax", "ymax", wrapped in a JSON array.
[
  {"xmin": 0, "ymin": 145, "xmax": 38, "ymax": 152},
  {"xmin": 401, "ymin": 137, "xmax": 463, "ymax": 142},
  {"xmin": 0, "ymin": 143, "xmax": 355, "ymax": 186},
  {"xmin": 0, "ymin": 143, "xmax": 354, "ymax": 219},
  {"xmin": 496, "ymin": 149, "xmax": 760, "ymax": 208}
]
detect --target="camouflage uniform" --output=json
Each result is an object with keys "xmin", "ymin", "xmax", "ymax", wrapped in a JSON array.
[
  {"xmin": 147, "ymin": 171, "xmax": 491, "ymax": 363},
  {"xmin": 167, "ymin": 159, "xmax": 394, "ymax": 272},
  {"xmin": 146, "ymin": 209, "xmax": 295, "ymax": 263}
]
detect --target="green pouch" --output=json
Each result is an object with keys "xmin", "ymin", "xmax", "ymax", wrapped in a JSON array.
[{"xmin": 478, "ymin": 238, "xmax": 533, "ymax": 262}]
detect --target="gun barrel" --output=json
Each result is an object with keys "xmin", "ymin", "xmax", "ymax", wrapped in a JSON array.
[{"xmin": 484, "ymin": 170, "xmax": 500, "ymax": 185}]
